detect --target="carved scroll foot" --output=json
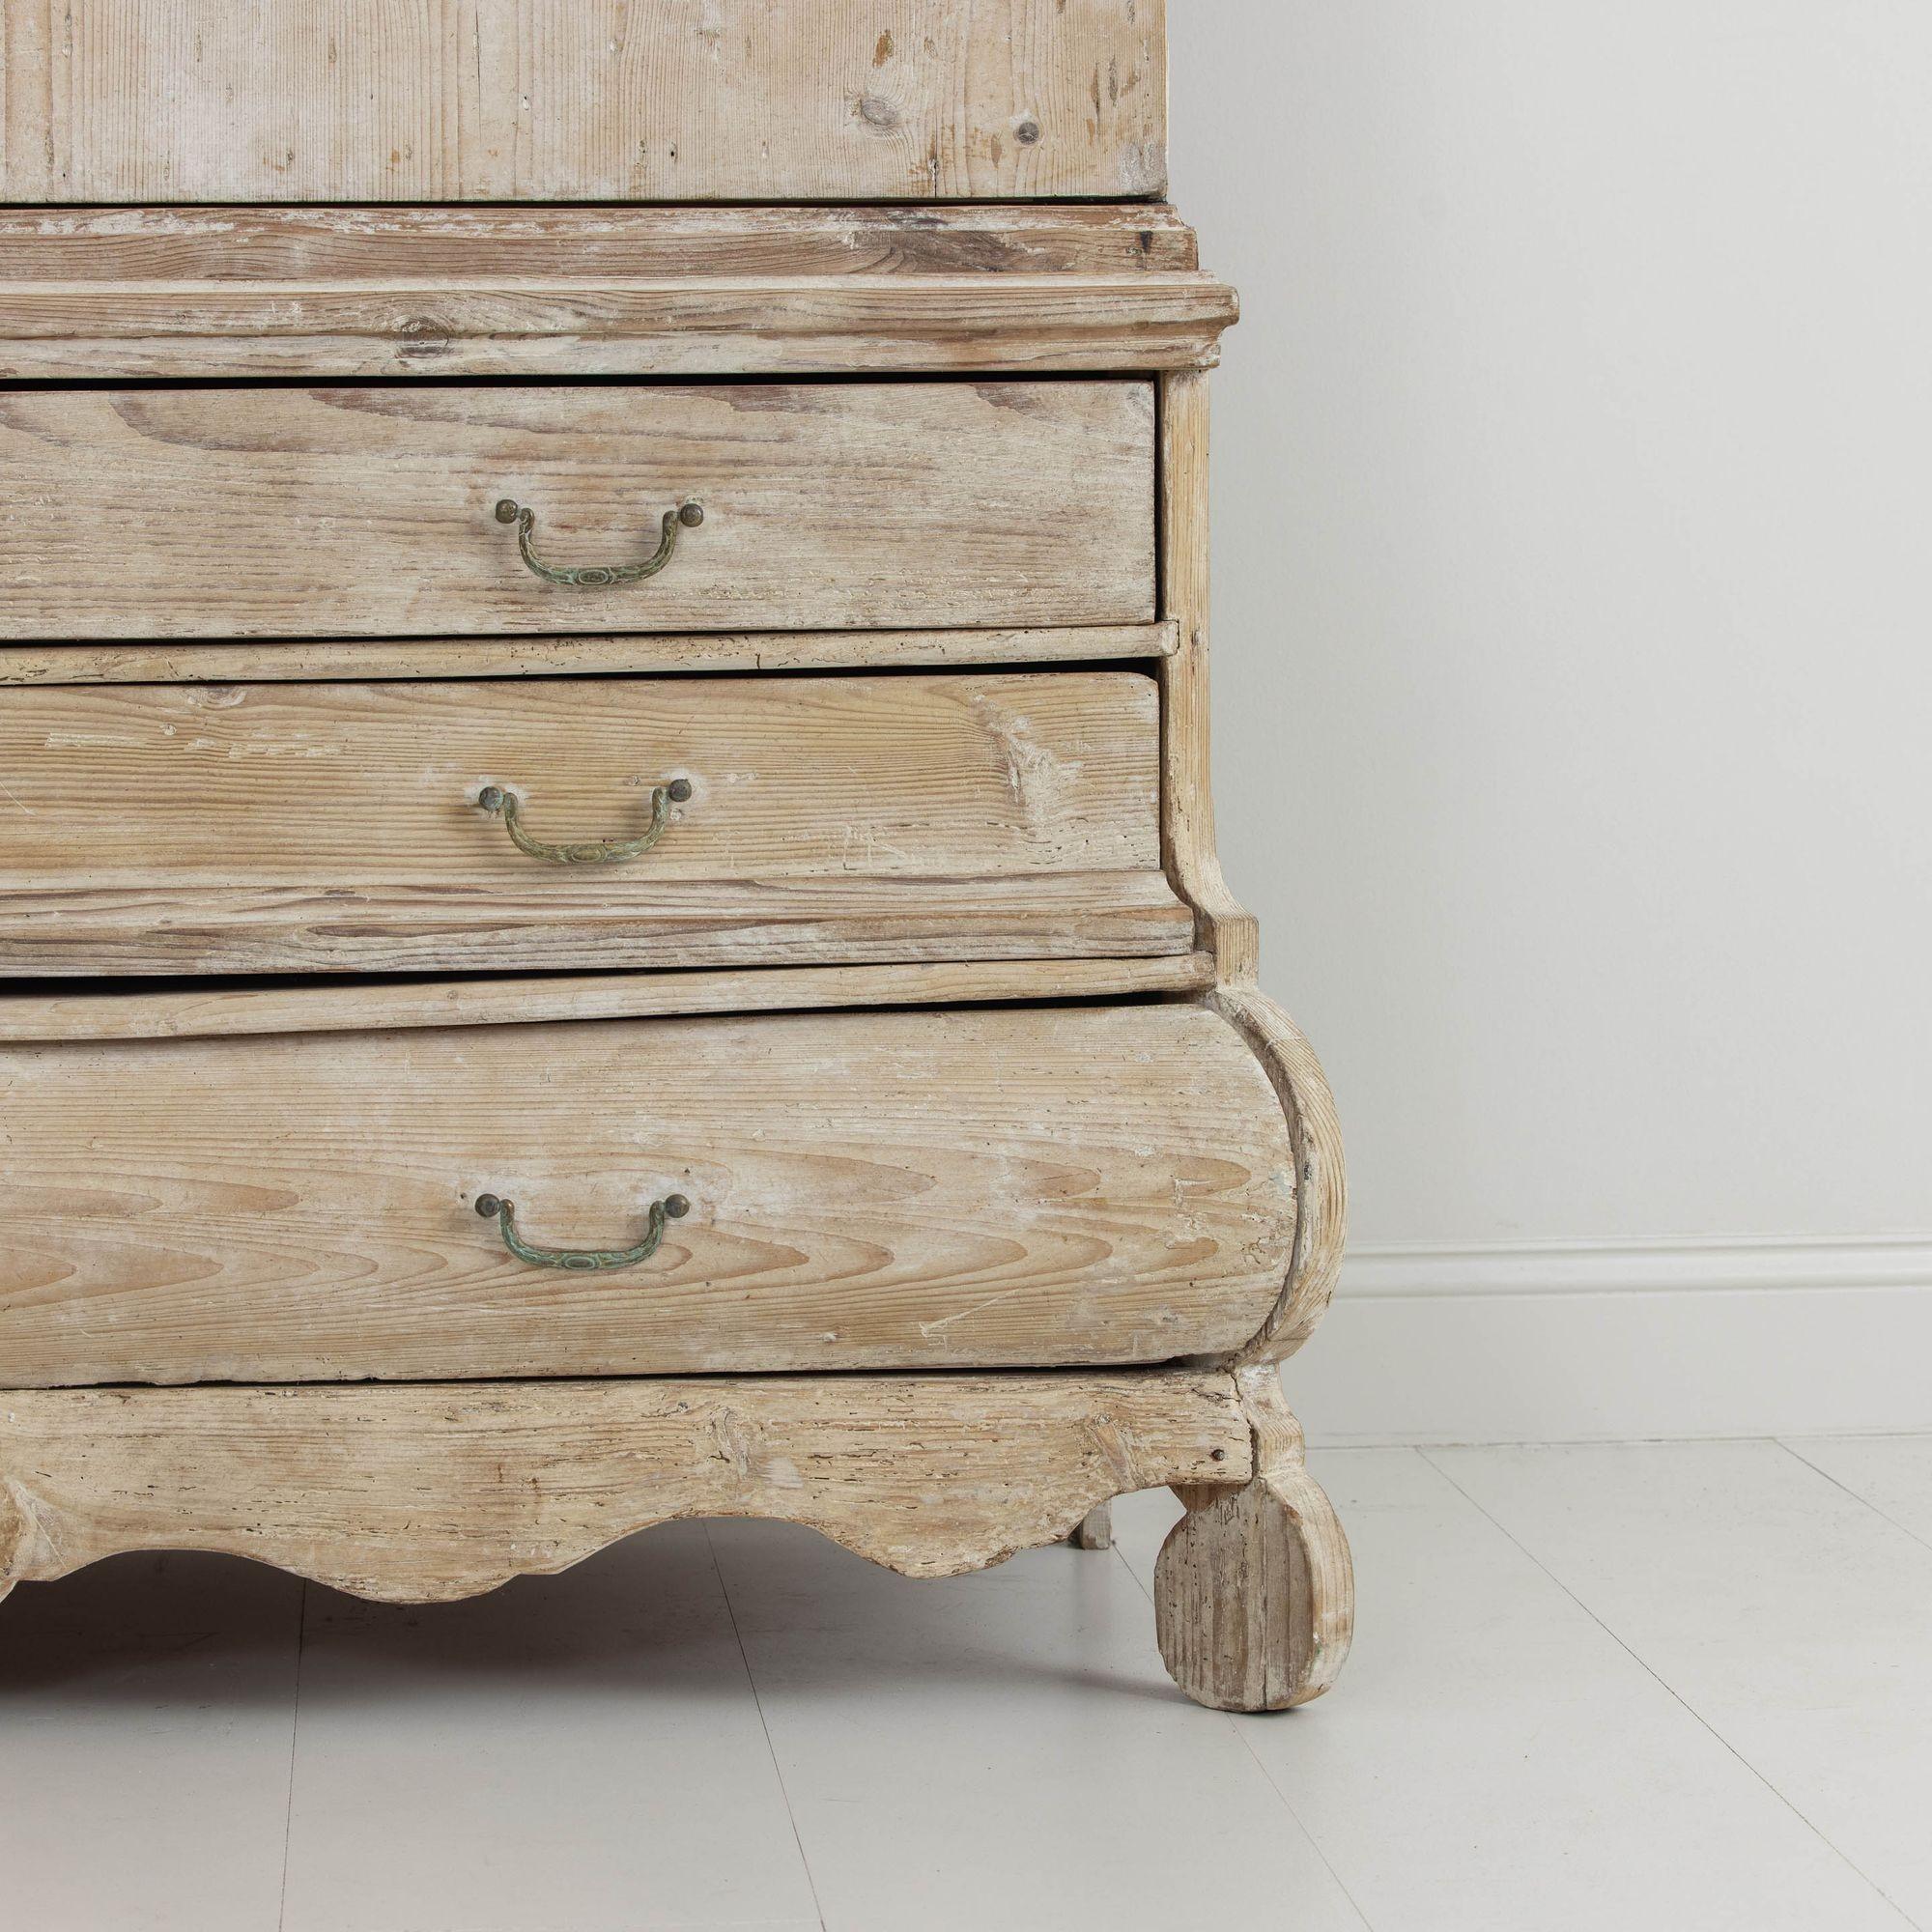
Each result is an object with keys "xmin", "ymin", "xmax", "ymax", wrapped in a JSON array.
[
  {"xmin": 1066, "ymin": 1501, "xmax": 1114, "ymax": 1550},
  {"xmin": 1154, "ymin": 1368, "xmax": 1352, "ymax": 1712}
]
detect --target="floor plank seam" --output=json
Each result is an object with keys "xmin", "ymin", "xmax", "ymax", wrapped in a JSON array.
[
  {"xmin": 1775, "ymin": 1439, "xmax": 1932, "ymax": 1554},
  {"xmin": 1225, "ymin": 1724, "xmax": 1376, "ymax": 1932},
  {"xmin": 1416, "ymin": 1448, "xmax": 1923, "ymax": 1930},
  {"xmin": 1106, "ymin": 1514, "xmax": 1377, "ymax": 1929},
  {"xmin": 704, "ymin": 1526, "xmax": 828, "ymax": 1932},
  {"xmin": 275, "ymin": 1577, "xmax": 308, "ymax": 1932}
]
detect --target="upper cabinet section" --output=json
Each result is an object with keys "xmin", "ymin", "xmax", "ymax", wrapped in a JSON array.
[{"xmin": 0, "ymin": 0, "xmax": 1167, "ymax": 203}]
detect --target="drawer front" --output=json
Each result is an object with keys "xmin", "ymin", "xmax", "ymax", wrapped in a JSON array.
[
  {"xmin": 0, "ymin": 383, "xmax": 1153, "ymax": 640},
  {"xmin": 0, "ymin": 670, "xmax": 1188, "ymax": 974},
  {"xmin": 0, "ymin": 1005, "xmax": 1294, "ymax": 1383}
]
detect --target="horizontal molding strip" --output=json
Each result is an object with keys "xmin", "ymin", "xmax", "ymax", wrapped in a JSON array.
[
  {"xmin": 1341, "ymin": 1235, "xmax": 1932, "ymax": 1301},
  {"xmin": 1297, "ymin": 1258, "xmax": 1932, "ymax": 1444},
  {"xmin": 0, "ymin": 623, "xmax": 1178, "ymax": 689},
  {"xmin": 0, "ymin": 273, "xmax": 1239, "ymax": 379},
  {"xmin": 0, "ymin": 952, "xmax": 1218, "ymax": 1044},
  {"xmin": 0, "ymin": 205, "xmax": 1203, "ymax": 277}
]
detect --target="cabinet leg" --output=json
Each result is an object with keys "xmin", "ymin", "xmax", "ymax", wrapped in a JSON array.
[
  {"xmin": 1154, "ymin": 1368, "xmax": 1352, "ymax": 1712},
  {"xmin": 1066, "ymin": 1501, "xmax": 1113, "ymax": 1550}
]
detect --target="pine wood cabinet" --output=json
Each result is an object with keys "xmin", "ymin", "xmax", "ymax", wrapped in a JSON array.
[{"xmin": 0, "ymin": 0, "xmax": 1351, "ymax": 1713}]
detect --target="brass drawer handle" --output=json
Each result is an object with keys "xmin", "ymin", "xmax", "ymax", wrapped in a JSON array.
[
  {"xmin": 474, "ymin": 1192, "xmax": 690, "ymax": 1271},
  {"xmin": 477, "ymin": 778, "xmax": 692, "ymax": 866},
  {"xmin": 496, "ymin": 497, "xmax": 703, "ymax": 587}
]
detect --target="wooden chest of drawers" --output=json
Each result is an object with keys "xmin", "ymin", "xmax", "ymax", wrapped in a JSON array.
[{"xmin": 0, "ymin": 0, "xmax": 1351, "ymax": 1714}]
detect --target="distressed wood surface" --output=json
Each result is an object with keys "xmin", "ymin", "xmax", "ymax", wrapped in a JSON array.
[
  {"xmin": 0, "ymin": 205, "xmax": 1231, "ymax": 382},
  {"xmin": 0, "ymin": 205, "xmax": 1201, "ymax": 280},
  {"xmin": 0, "ymin": 953, "xmax": 1216, "ymax": 1044},
  {"xmin": 0, "ymin": 622, "xmax": 1178, "ymax": 689},
  {"xmin": 0, "ymin": 0, "xmax": 1352, "ymax": 1710},
  {"xmin": 0, "ymin": 1004, "xmax": 1297, "ymax": 1384},
  {"xmin": 1154, "ymin": 1367, "xmax": 1354, "ymax": 1711},
  {"xmin": 0, "ymin": 671, "xmax": 1185, "ymax": 976},
  {"xmin": 0, "ymin": 873, "xmax": 1188, "ymax": 979},
  {"xmin": 0, "ymin": 1371, "xmax": 1248, "ymax": 1603},
  {"xmin": 1214, "ymin": 987, "xmax": 1350, "ymax": 1367},
  {"xmin": 1158, "ymin": 369, "xmax": 1260, "ymax": 980},
  {"xmin": 0, "ymin": 0, "xmax": 1167, "ymax": 203},
  {"xmin": 0, "ymin": 274, "xmax": 1236, "ymax": 380},
  {"xmin": 0, "ymin": 383, "xmax": 1155, "ymax": 640}
]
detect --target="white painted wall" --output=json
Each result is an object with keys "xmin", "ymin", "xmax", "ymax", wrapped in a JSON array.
[{"xmin": 1169, "ymin": 4, "xmax": 1932, "ymax": 1438}]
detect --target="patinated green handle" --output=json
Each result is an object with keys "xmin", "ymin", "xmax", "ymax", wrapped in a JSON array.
[
  {"xmin": 473, "ymin": 1192, "xmax": 690, "ymax": 1272},
  {"xmin": 476, "ymin": 778, "xmax": 692, "ymax": 866},
  {"xmin": 496, "ymin": 497, "xmax": 703, "ymax": 587}
]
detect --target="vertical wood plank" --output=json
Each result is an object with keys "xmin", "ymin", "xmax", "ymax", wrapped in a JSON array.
[{"xmin": 1159, "ymin": 368, "xmax": 1262, "ymax": 980}]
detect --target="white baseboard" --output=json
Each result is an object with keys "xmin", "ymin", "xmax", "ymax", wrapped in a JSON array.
[{"xmin": 1284, "ymin": 1236, "xmax": 1932, "ymax": 1446}]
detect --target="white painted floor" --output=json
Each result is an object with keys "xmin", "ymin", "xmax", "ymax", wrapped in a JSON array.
[{"xmin": 4, "ymin": 1435, "xmax": 1928, "ymax": 1932}]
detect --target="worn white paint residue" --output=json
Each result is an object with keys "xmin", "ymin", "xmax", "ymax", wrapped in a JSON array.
[{"xmin": 979, "ymin": 701, "xmax": 1083, "ymax": 845}]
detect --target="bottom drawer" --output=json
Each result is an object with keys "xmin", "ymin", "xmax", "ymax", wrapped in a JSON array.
[{"xmin": 0, "ymin": 1004, "xmax": 1295, "ymax": 1383}]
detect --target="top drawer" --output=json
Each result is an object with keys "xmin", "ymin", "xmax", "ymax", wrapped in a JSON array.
[
  {"xmin": 0, "ymin": 382, "xmax": 1153, "ymax": 640},
  {"xmin": 0, "ymin": 1, "xmax": 1166, "ymax": 203}
]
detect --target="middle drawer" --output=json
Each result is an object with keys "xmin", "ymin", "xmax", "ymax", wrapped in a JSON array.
[{"xmin": 0, "ymin": 670, "xmax": 1189, "ymax": 975}]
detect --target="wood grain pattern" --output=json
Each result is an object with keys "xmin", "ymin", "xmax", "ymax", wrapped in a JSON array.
[
  {"xmin": 0, "ymin": 1, "xmax": 1166, "ymax": 203},
  {"xmin": 0, "ymin": 383, "xmax": 1155, "ymax": 640},
  {"xmin": 0, "ymin": 0, "xmax": 1354, "ymax": 1708},
  {"xmin": 0, "ymin": 274, "xmax": 1236, "ymax": 381},
  {"xmin": 0, "ymin": 874, "xmax": 1189, "ymax": 978},
  {"xmin": 1213, "ymin": 987, "xmax": 1350, "ymax": 1367},
  {"xmin": 0, "ymin": 205, "xmax": 1201, "ymax": 280},
  {"xmin": 0, "ymin": 671, "xmax": 1186, "ymax": 975},
  {"xmin": 0, "ymin": 205, "xmax": 1231, "ymax": 381},
  {"xmin": 0, "ymin": 1371, "xmax": 1249, "ymax": 1601},
  {"xmin": 0, "ymin": 953, "xmax": 1217, "ymax": 1044},
  {"xmin": 0, "ymin": 622, "xmax": 1179, "ymax": 689},
  {"xmin": 1154, "ymin": 1366, "xmax": 1354, "ymax": 1711},
  {"xmin": 0, "ymin": 1005, "xmax": 1298, "ymax": 1384}
]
